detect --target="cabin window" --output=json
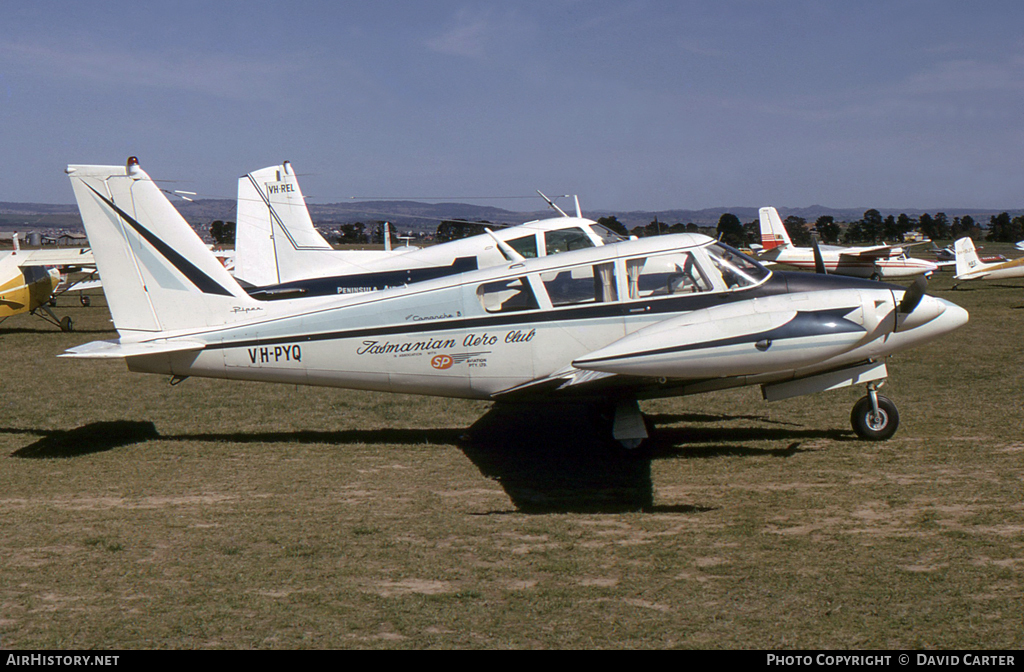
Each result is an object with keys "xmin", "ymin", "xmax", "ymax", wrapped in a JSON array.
[
  {"xmin": 544, "ymin": 228, "xmax": 595, "ymax": 255},
  {"xmin": 625, "ymin": 252, "xmax": 712, "ymax": 299},
  {"xmin": 477, "ymin": 277, "xmax": 540, "ymax": 313},
  {"xmin": 540, "ymin": 262, "xmax": 618, "ymax": 307},
  {"xmin": 507, "ymin": 235, "xmax": 539, "ymax": 259},
  {"xmin": 704, "ymin": 243, "xmax": 770, "ymax": 289}
]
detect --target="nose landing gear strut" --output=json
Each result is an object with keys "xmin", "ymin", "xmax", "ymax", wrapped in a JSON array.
[{"xmin": 851, "ymin": 381, "xmax": 899, "ymax": 441}]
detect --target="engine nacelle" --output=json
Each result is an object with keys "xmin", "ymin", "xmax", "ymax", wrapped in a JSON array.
[{"xmin": 573, "ymin": 290, "xmax": 893, "ymax": 379}]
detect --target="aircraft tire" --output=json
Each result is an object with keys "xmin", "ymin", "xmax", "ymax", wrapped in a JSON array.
[
  {"xmin": 851, "ymin": 395, "xmax": 899, "ymax": 441},
  {"xmin": 59, "ymin": 316, "xmax": 74, "ymax": 333},
  {"xmin": 591, "ymin": 402, "xmax": 653, "ymax": 456},
  {"xmin": 80, "ymin": 295, "xmax": 91, "ymax": 307},
  {"xmin": 869, "ymin": 272, "xmax": 881, "ymax": 281}
]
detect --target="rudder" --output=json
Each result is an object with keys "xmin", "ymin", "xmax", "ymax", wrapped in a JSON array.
[
  {"xmin": 67, "ymin": 158, "xmax": 255, "ymax": 337},
  {"xmin": 758, "ymin": 206, "xmax": 792, "ymax": 250}
]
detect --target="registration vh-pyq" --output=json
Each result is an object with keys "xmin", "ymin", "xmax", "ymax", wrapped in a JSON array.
[{"xmin": 63, "ymin": 158, "xmax": 968, "ymax": 448}]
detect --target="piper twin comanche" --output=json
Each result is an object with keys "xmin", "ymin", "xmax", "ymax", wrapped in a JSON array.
[
  {"xmin": 758, "ymin": 207, "xmax": 939, "ymax": 280},
  {"xmin": 64, "ymin": 159, "xmax": 968, "ymax": 447},
  {"xmin": 953, "ymin": 236, "xmax": 1024, "ymax": 287},
  {"xmin": 234, "ymin": 161, "xmax": 624, "ymax": 297}
]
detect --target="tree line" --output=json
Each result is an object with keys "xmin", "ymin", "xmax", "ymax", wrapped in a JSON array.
[
  {"xmin": 208, "ymin": 210, "xmax": 1024, "ymax": 248},
  {"xmin": 610, "ymin": 210, "xmax": 1024, "ymax": 248}
]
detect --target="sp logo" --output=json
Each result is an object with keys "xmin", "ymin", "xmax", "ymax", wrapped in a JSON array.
[{"xmin": 431, "ymin": 354, "xmax": 454, "ymax": 370}]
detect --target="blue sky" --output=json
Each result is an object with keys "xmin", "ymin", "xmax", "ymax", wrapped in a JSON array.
[{"xmin": 2, "ymin": 1, "xmax": 1022, "ymax": 211}]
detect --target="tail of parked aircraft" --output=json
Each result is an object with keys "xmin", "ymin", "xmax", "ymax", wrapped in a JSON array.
[
  {"xmin": 66, "ymin": 157, "xmax": 255, "ymax": 338},
  {"xmin": 954, "ymin": 236, "xmax": 982, "ymax": 277},
  {"xmin": 758, "ymin": 207, "xmax": 792, "ymax": 251},
  {"xmin": 235, "ymin": 161, "xmax": 334, "ymax": 287}
]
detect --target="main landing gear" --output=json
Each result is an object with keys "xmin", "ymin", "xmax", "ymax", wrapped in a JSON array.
[
  {"xmin": 31, "ymin": 305, "xmax": 74, "ymax": 332},
  {"xmin": 601, "ymin": 399, "xmax": 652, "ymax": 453},
  {"xmin": 851, "ymin": 382, "xmax": 899, "ymax": 441}
]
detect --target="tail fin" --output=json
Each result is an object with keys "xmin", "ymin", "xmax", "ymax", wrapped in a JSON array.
[
  {"xmin": 235, "ymin": 161, "xmax": 333, "ymax": 286},
  {"xmin": 758, "ymin": 207, "xmax": 792, "ymax": 250},
  {"xmin": 954, "ymin": 236, "xmax": 982, "ymax": 277},
  {"xmin": 66, "ymin": 157, "xmax": 254, "ymax": 337}
]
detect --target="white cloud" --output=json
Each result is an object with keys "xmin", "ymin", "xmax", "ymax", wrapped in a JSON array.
[
  {"xmin": 424, "ymin": 10, "xmax": 491, "ymax": 59},
  {"xmin": 0, "ymin": 38, "xmax": 310, "ymax": 102}
]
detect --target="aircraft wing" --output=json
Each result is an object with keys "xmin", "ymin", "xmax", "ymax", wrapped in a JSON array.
[
  {"xmin": 837, "ymin": 245, "xmax": 899, "ymax": 261},
  {"xmin": 62, "ymin": 277, "xmax": 103, "ymax": 292},
  {"xmin": 14, "ymin": 248, "xmax": 94, "ymax": 267},
  {"xmin": 60, "ymin": 339, "xmax": 206, "ymax": 359}
]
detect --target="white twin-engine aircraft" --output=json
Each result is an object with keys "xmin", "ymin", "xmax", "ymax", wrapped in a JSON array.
[
  {"xmin": 63, "ymin": 159, "xmax": 968, "ymax": 448},
  {"xmin": 758, "ymin": 207, "xmax": 939, "ymax": 280},
  {"xmin": 234, "ymin": 161, "xmax": 624, "ymax": 297}
]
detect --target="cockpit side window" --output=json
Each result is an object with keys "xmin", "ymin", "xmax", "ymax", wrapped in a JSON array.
[
  {"xmin": 540, "ymin": 262, "xmax": 618, "ymax": 306},
  {"xmin": 507, "ymin": 235, "xmax": 539, "ymax": 259},
  {"xmin": 544, "ymin": 228, "xmax": 595, "ymax": 255},
  {"xmin": 625, "ymin": 252, "xmax": 712, "ymax": 299},
  {"xmin": 477, "ymin": 277, "xmax": 540, "ymax": 313}
]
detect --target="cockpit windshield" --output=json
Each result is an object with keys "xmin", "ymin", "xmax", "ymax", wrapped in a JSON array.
[
  {"xmin": 590, "ymin": 224, "xmax": 626, "ymax": 244},
  {"xmin": 704, "ymin": 243, "xmax": 771, "ymax": 289}
]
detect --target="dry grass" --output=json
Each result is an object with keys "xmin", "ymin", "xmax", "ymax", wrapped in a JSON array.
[{"xmin": 1, "ymin": 255, "xmax": 1022, "ymax": 649}]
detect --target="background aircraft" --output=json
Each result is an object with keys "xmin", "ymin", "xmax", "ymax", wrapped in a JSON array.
[
  {"xmin": 953, "ymin": 236, "xmax": 1024, "ymax": 287},
  {"xmin": 758, "ymin": 207, "xmax": 938, "ymax": 280},
  {"xmin": 64, "ymin": 159, "xmax": 968, "ymax": 447},
  {"xmin": 0, "ymin": 241, "xmax": 69, "ymax": 330},
  {"xmin": 233, "ymin": 161, "xmax": 625, "ymax": 297}
]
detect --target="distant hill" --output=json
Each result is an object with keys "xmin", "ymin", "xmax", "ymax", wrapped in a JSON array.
[{"xmin": 2, "ymin": 200, "xmax": 1021, "ymax": 234}]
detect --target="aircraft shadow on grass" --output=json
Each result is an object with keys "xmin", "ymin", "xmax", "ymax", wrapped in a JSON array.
[
  {"xmin": 7, "ymin": 421, "xmax": 161, "ymax": 458},
  {"xmin": 5, "ymin": 404, "xmax": 851, "ymax": 515}
]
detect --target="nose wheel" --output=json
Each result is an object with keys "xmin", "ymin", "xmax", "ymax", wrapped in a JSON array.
[{"xmin": 851, "ymin": 386, "xmax": 899, "ymax": 441}]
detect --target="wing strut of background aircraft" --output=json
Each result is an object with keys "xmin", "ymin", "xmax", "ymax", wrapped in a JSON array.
[
  {"xmin": 64, "ymin": 158, "xmax": 968, "ymax": 448},
  {"xmin": 758, "ymin": 207, "xmax": 938, "ymax": 280},
  {"xmin": 952, "ymin": 236, "xmax": 1024, "ymax": 288}
]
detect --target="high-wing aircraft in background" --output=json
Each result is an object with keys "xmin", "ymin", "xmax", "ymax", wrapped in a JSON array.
[
  {"xmin": 63, "ymin": 159, "xmax": 968, "ymax": 447},
  {"xmin": 758, "ymin": 207, "xmax": 938, "ymax": 280},
  {"xmin": 233, "ymin": 161, "xmax": 625, "ymax": 297},
  {"xmin": 0, "ymin": 234, "xmax": 94, "ymax": 331},
  {"xmin": 952, "ymin": 236, "xmax": 1024, "ymax": 288}
]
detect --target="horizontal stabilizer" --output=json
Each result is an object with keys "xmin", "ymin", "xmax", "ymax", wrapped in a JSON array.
[{"xmin": 60, "ymin": 339, "xmax": 206, "ymax": 360}]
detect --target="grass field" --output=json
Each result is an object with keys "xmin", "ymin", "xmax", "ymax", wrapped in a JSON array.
[{"xmin": 1, "ymin": 256, "xmax": 1022, "ymax": 649}]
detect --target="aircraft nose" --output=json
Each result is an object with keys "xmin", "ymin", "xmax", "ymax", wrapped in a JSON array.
[
  {"xmin": 936, "ymin": 297, "xmax": 969, "ymax": 332},
  {"xmin": 900, "ymin": 294, "xmax": 967, "ymax": 334}
]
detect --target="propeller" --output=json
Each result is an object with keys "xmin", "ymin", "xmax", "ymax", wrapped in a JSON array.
[
  {"xmin": 811, "ymin": 238, "xmax": 827, "ymax": 275},
  {"xmin": 898, "ymin": 276, "xmax": 928, "ymax": 315}
]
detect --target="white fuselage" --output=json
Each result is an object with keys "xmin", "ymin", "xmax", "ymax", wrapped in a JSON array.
[
  {"xmin": 767, "ymin": 247, "xmax": 938, "ymax": 279},
  {"xmin": 121, "ymin": 237, "xmax": 967, "ymax": 402},
  {"xmin": 955, "ymin": 257, "xmax": 1024, "ymax": 282}
]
